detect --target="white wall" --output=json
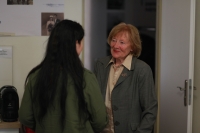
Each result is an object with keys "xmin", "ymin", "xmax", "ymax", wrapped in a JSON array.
[
  {"xmin": 0, "ymin": 0, "xmax": 83, "ymax": 132},
  {"xmin": 0, "ymin": 0, "xmax": 83, "ymax": 105},
  {"xmin": 1, "ymin": 37, "xmax": 48, "ymax": 105}
]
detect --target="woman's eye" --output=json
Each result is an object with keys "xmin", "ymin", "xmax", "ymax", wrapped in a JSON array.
[
  {"xmin": 120, "ymin": 41, "xmax": 125, "ymax": 44},
  {"xmin": 112, "ymin": 39, "xmax": 117, "ymax": 42}
]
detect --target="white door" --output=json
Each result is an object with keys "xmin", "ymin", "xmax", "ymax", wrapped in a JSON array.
[{"xmin": 158, "ymin": 0, "xmax": 195, "ymax": 133}]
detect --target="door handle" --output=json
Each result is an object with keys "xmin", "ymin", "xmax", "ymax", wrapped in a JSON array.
[
  {"xmin": 177, "ymin": 80, "xmax": 188, "ymax": 106},
  {"xmin": 194, "ymin": 86, "xmax": 197, "ymax": 90}
]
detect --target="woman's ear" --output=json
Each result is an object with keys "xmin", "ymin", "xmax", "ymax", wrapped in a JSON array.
[{"xmin": 76, "ymin": 40, "xmax": 83, "ymax": 55}]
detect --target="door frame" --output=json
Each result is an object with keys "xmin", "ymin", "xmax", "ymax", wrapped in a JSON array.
[
  {"xmin": 187, "ymin": 0, "xmax": 196, "ymax": 132},
  {"xmin": 154, "ymin": 0, "xmax": 161, "ymax": 132}
]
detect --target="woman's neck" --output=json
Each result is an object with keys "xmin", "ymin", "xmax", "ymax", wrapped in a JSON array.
[{"xmin": 114, "ymin": 58, "xmax": 124, "ymax": 67}]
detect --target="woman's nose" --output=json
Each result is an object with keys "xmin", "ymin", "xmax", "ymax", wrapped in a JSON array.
[{"xmin": 113, "ymin": 42, "xmax": 120, "ymax": 48}]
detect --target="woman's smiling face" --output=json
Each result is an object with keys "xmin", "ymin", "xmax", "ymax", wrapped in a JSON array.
[{"xmin": 110, "ymin": 32, "xmax": 132, "ymax": 61}]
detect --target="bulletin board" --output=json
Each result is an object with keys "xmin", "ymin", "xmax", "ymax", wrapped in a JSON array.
[
  {"xmin": 0, "ymin": 46, "xmax": 13, "ymax": 88},
  {"xmin": 0, "ymin": 0, "xmax": 64, "ymax": 36}
]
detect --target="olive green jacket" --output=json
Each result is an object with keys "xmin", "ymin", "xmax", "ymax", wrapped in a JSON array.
[
  {"xmin": 19, "ymin": 69, "xmax": 108, "ymax": 133},
  {"xmin": 94, "ymin": 56, "xmax": 158, "ymax": 133}
]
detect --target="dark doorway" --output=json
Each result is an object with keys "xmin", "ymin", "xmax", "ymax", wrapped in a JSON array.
[{"xmin": 106, "ymin": 0, "xmax": 156, "ymax": 80}]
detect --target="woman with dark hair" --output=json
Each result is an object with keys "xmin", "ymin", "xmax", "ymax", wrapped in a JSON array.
[{"xmin": 19, "ymin": 19, "xmax": 108, "ymax": 133}]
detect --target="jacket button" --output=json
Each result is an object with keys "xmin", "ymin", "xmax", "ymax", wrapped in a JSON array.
[
  {"xmin": 114, "ymin": 121, "xmax": 120, "ymax": 126},
  {"xmin": 113, "ymin": 105, "xmax": 118, "ymax": 111}
]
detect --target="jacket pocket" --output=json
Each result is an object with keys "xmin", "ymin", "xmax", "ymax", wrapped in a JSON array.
[{"xmin": 131, "ymin": 123, "xmax": 139, "ymax": 131}]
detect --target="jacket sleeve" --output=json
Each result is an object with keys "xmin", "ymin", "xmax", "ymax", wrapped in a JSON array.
[
  {"xmin": 18, "ymin": 79, "xmax": 36, "ymax": 130},
  {"xmin": 84, "ymin": 71, "xmax": 108, "ymax": 132},
  {"xmin": 136, "ymin": 65, "xmax": 158, "ymax": 133}
]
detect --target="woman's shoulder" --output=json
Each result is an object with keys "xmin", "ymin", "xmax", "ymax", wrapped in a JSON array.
[
  {"xmin": 95, "ymin": 56, "xmax": 112, "ymax": 67},
  {"xmin": 96, "ymin": 56, "xmax": 111, "ymax": 62},
  {"xmin": 27, "ymin": 69, "xmax": 40, "ymax": 82},
  {"xmin": 83, "ymin": 68, "xmax": 100, "ymax": 82},
  {"xmin": 83, "ymin": 68, "xmax": 95, "ymax": 77},
  {"xmin": 132, "ymin": 57, "xmax": 151, "ymax": 70},
  {"xmin": 83, "ymin": 68, "xmax": 100, "ymax": 89}
]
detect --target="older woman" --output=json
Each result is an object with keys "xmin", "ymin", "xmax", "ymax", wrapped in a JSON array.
[{"xmin": 94, "ymin": 22, "xmax": 157, "ymax": 133}]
